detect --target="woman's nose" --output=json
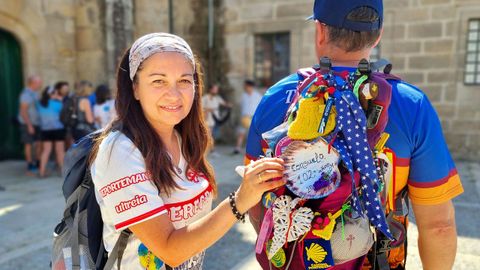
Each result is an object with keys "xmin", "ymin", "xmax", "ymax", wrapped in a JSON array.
[{"xmin": 164, "ymin": 84, "xmax": 182, "ymax": 99}]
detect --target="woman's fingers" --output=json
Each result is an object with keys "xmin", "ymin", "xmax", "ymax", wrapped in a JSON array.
[
  {"xmin": 247, "ymin": 159, "xmax": 284, "ymax": 176},
  {"xmin": 250, "ymin": 157, "xmax": 284, "ymax": 169},
  {"xmin": 259, "ymin": 178, "xmax": 287, "ymax": 191},
  {"xmin": 254, "ymin": 169, "xmax": 284, "ymax": 184}
]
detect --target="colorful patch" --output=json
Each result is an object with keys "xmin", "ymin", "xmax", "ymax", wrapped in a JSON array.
[
  {"xmin": 262, "ymin": 192, "xmax": 277, "ymax": 209},
  {"xmin": 138, "ymin": 243, "xmax": 164, "ymax": 270},
  {"xmin": 303, "ymin": 238, "xmax": 334, "ymax": 270},
  {"xmin": 266, "ymin": 240, "xmax": 286, "ymax": 268},
  {"xmin": 367, "ymin": 104, "xmax": 384, "ymax": 129},
  {"xmin": 275, "ymin": 136, "xmax": 293, "ymax": 156},
  {"xmin": 311, "ymin": 208, "xmax": 343, "ymax": 240}
]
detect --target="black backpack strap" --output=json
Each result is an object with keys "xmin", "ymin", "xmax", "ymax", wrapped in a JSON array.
[
  {"xmin": 95, "ymin": 239, "xmax": 106, "ymax": 269},
  {"xmin": 69, "ymin": 171, "xmax": 92, "ymax": 270},
  {"xmin": 103, "ymin": 230, "xmax": 131, "ymax": 270},
  {"xmin": 370, "ymin": 59, "xmax": 392, "ymax": 74},
  {"xmin": 369, "ymin": 188, "xmax": 410, "ymax": 270}
]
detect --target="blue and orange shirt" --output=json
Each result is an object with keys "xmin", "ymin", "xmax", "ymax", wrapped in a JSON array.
[{"xmin": 245, "ymin": 68, "xmax": 463, "ymax": 206}]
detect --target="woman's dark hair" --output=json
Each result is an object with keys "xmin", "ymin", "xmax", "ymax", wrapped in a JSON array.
[
  {"xmin": 39, "ymin": 86, "xmax": 51, "ymax": 107},
  {"xmin": 244, "ymin": 79, "xmax": 255, "ymax": 87},
  {"xmin": 41, "ymin": 81, "xmax": 68, "ymax": 107},
  {"xmin": 54, "ymin": 81, "xmax": 69, "ymax": 91},
  {"xmin": 326, "ymin": 6, "xmax": 381, "ymax": 52},
  {"xmin": 95, "ymin": 84, "xmax": 111, "ymax": 105},
  {"xmin": 90, "ymin": 48, "xmax": 216, "ymax": 196}
]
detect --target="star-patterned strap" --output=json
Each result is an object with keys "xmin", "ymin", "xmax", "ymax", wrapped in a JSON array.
[{"xmin": 333, "ymin": 90, "xmax": 394, "ymax": 240}]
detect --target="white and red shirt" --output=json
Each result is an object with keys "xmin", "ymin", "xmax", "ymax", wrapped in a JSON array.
[{"xmin": 91, "ymin": 131, "xmax": 213, "ymax": 270}]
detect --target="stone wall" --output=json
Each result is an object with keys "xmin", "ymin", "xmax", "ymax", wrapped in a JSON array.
[
  {"xmin": 0, "ymin": 0, "xmax": 78, "ymax": 86},
  {"xmin": 382, "ymin": 0, "xmax": 480, "ymax": 160},
  {"xmin": 222, "ymin": 0, "xmax": 480, "ymax": 160},
  {"xmin": 1, "ymin": 0, "xmax": 478, "ymax": 159}
]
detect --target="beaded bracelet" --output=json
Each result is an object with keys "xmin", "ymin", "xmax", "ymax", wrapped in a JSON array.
[{"xmin": 228, "ymin": 192, "xmax": 245, "ymax": 223}]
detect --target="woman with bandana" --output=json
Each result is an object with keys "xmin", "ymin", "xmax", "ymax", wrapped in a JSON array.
[{"xmin": 89, "ymin": 33, "xmax": 286, "ymax": 270}]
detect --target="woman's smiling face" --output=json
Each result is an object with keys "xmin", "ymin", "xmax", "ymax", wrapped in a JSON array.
[{"xmin": 133, "ymin": 52, "xmax": 195, "ymax": 129}]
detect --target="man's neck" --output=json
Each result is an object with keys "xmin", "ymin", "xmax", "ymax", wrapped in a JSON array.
[{"xmin": 320, "ymin": 48, "xmax": 371, "ymax": 67}]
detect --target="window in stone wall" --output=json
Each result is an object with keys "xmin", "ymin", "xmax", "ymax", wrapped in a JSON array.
[
  {"xmin": 465, "ymin": 19, "xmax": 480, "ymax": 85},
  {"xmin": 254, "ymin": 32, "xmax": 290, "ymax": 88},
  {"xmin": 370, "ymin": 44, "xmax": 381, "ymax": 63}
]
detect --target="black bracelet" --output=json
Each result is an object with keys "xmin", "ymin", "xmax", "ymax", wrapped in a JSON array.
[{"xmin": 228, "ymin": 192, "xmax": 245, "ymax": 223}]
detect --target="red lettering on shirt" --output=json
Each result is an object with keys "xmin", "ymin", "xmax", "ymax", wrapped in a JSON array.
[
  {"xmin": 100, "ymin": 172, "xmax": 151, "ymax": 197},
  {"xmin": 115, "ymin": 195, "xmax": 148, "ymax": 213},
  {"xmin": 167, "ymin": 186, "xmax": 213, "ymax": 221}
]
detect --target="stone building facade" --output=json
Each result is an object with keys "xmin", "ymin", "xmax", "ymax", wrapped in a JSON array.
[
  {"xmin": 222, "ymin": 0, "xmax": 480, "ymax": 160},
  {"xmin": 0, "ymin": 0, "xmax": 479, "ymax": 159}
]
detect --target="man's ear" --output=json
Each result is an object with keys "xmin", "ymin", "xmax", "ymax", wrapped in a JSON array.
[
  {"xmin": 315, "ymin": 20, "xmax": 327, "ymax": 48},
  {"xmin": 373, "ymin": 28, "xmax": 383, "ymax": 48},
  {"xmin": 315, "ymin": 20, "xmax": 328, "ymax": 59}
]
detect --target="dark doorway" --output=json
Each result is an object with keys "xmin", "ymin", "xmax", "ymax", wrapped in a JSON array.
[{"xmin": 0, "ymin": 29, "xmax": 24, "ymax": 160}]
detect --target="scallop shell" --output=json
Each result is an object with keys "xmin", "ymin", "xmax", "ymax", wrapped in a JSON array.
[
  {"xmin": 281, "ymin": 139, "xmax": 341, "ymax": 199},
  {"xmin": 305, "ymin": 242, "xmax": 328, "ymax": 264}
]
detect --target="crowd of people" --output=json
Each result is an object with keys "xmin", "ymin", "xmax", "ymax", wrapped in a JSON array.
[
  {"xmin": 17, "ymin": 76, "xmax": 116, "ymax": 177},
  {"xmin": 18, "ymin": 73, "xmax": 263, "ymax": 177}
]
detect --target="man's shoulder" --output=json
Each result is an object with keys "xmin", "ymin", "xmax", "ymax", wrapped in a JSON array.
[
  {"xmin": 250, "ymin": 73, "xmax": 301, "ymax": 132},
  {"xmin": 19, "ymin": 88, "xmax": 33, "ymax": 100},
  {"xmin": 265, "ymin": 73, "xmax": 302, "ymax": 96},
  {"xmin": 389, "ymin": 79, "xmax": 429, "ymax": 108}
]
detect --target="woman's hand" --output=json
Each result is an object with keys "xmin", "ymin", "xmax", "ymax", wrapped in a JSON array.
[{"xmin": 235, "ymin": 157, "xmax": 285, "ymax": 214}]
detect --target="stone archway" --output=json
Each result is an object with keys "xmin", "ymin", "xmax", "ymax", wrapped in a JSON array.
[
  {"xmin": 0, "ymin": 28, "xmax": 24, "ymax": 159},
  {"xmin": 0, "ymin": 12, "xmax": 42, "ymax": 159},
  {"xmin": 0, "ymin": 11, "xmax": 41, "ymax": 78}
]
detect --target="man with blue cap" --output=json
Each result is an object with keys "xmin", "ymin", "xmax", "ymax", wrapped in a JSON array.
[{"xmin": 245, "ymin": 0, "xmax": 463, "ymax": 269}]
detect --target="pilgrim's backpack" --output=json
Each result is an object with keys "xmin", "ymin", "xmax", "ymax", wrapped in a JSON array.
[{"xmin": 254, "ymin": 58, "xmax": 409, "ymax": 270}]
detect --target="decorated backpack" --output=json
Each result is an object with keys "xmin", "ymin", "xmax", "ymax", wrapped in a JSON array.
[{"xmin": 254, "ymin": 58, "xmax": 410, "ymax": 270}]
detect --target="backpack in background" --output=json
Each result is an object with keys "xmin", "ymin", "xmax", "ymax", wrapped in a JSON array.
[
  {"xmin": 60, "ymin": 96, "xmax": 78, "ymax": 129},
  {"xmin": 51, "ymin": 131, "xmax": 130, "ymax": 270}
]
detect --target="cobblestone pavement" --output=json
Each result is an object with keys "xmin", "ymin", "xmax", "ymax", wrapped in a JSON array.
[{"xmin": 0, "ymin": 147, "xmax": 479, "ymax": 270}]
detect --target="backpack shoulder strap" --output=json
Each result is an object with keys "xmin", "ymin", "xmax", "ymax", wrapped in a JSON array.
[
  {"xmin": 103, "ymin": 230, "xmax": 131, "ymax": 270},
  {"xmin": 103, "ymin": 230, "xmax": 173, "ymax": 270}
]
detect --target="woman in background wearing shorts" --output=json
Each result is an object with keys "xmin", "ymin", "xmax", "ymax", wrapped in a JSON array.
[{"xmin": 36, "ymin": 82, "xmax": 67, "ymax": 177}]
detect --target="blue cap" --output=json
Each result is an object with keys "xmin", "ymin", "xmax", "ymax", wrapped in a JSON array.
[{"xmin": 308, "ymin": 0, "xmax": 383, "ymax": 32}]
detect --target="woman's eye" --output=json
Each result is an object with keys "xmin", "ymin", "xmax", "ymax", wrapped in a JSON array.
[
  {"xmin": 179, "ymin": 79, "xmax": 193, "ymax": 85},
  {"xmin": 152, "ymin": 80, "xmax": 166, "ymax": 85}
]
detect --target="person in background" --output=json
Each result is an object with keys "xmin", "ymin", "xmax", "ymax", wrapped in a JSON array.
[
  {"xmin": 93, "ymin": 84, "xmax": 116, "ymax": 129},
  {"xmin": 59, "ymin": 82, "xmax": 75, "ymax": 149},
  {"xmin": 57, "ymin": 81, "xmax": 71, "ymax": 99},
  {"xmin": 18, "ymin": 75, "xmax": 43, "ymax": 175},
  {"xmin": 202, "ymin": 83, "xmax": 231, "ymax": 154},
  {"xmin": 72, "ymin": 80, "xmax": 95, "ymax": 141},
  {"xmin": 36, "ymin": 82, "xmax": 67, "ymax": 177},
  {"xmin": 232, "ymin": 80, "xmax": 262, "ymax": 155}
]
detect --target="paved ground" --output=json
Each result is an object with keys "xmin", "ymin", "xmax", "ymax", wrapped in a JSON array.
[{"xmin": 0, "ymin": 146, "xmax": 479, "ymax": 270}]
